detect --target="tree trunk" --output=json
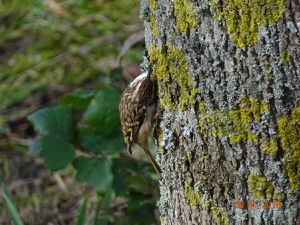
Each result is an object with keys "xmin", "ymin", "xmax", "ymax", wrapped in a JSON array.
[{"xmin": 141, "ymin": 0, "xmax": 300, "ymax": 224}]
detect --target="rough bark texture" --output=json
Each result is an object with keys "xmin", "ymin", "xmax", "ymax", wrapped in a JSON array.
[{"xmin": 141, "ymin": 0, "xmax": 300, "ymax": 224}]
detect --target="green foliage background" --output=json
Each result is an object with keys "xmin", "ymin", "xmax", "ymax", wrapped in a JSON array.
[
  {"xmin": 0, "ymin": 0, "xmax": 159, "ymax": 224},
  {"xmin": 0, "ymin": 0, "xmax": 142, "ymax": 122}
]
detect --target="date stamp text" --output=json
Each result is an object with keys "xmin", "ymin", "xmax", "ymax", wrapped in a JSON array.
[{"xmin": 234, "ymin": 200, "xmax": 282, "ymax": 209}]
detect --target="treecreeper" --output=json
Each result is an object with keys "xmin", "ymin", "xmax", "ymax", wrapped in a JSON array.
[{"xmin": 119, "ymin": 71, "xmax": 161, "ymax": 178}]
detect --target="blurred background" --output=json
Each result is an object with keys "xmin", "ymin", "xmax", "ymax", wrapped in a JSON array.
[{"xmin": 0, "ymin": 0, "xmax": 159, "ymax": 224}]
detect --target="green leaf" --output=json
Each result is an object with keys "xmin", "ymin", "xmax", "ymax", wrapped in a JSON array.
[
  {"xmin": 112, "ymin": 172, "xmax": 129, "ymax": 197},
  {"xmin": 74, "ymin": 197, "xmax": 88, "ymax": 225},
  {"xmin": 27, "ymin": 105, "xmax": 75, "ymax": 141},
  {"xmin": 125, "ymin": 175, "xmax": 151, "ymax": 194},
  {"xmin": 41, "ymin": 135, "xmax": 75, "ymax": 171},
  {"xmin": 73, "ymin": 157, "xmax": 113, "ymax": 192},
  {"xmin": 1, "ymin": 186, "xmax": 24, "ymax": 225},
  {"xmin": 83, "ymin": 87, "xmax": 120, "ymax": 137},
  {"xmin": 113, "ymin": 156, "xmax": 154, "ymax": 175},
  {"xmin": 112, "ymin": 157, "xmax": 159, "ymax": 197},
  {"xmin": 98, "ymin": 188, "xmax": 113, "ymax": 209},
  {"xmin": 28, "ymin": 138, "xmax": 42, "ymax": 156},
  {"xmin": 127, "ymin": 191, "xmax": 149, "ymax": 213},
  {"xmin": 125, "ymin": 203, "xmax": 155, "ymax": 225},
  {"xmin": 79, "ymin": 126, "xmax": 123, "ymax": 155},
  {"xmin": 60, "ymin": 90, "xmax": 96, "ymax": 110}
]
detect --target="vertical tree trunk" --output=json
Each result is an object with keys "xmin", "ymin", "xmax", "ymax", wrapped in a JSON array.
[{"xmin": 141, "ymin": 0, "xmax": 300, "ymax": 224}]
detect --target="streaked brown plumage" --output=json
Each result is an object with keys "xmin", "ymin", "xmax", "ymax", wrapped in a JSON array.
[{"xmin": 119, "ymin": 72, "xmax": 161, "ymax": 178}]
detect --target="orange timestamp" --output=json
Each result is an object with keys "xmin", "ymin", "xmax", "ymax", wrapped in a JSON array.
[{"xmin": 234, "ymin": 200, "xmax": 283, "ymax": 209}]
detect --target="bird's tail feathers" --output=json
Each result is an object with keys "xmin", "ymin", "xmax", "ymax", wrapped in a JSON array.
[{"xmin": 126, "ymin": 144, "xmax": 132, "ymax": 155}]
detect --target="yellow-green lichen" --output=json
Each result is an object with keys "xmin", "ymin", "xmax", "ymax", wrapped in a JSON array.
[
  {"xmin": 264, "ymin": 65, "xmax": 272, "ymax": 71},
  {"xmin": 210, "ymin": 0, "xmax": 286, "ymax": 48},
  {"xmin": 184, "ymin": 179, "xmax": 202, "ymax": 206},
  {"xmin": 198, "ymin": 97, "xmax": 268, "ymax": 144},
  {"xmin": 149, "ymin": 45, "xmax": 197, "ymax": 110},
  {"xmin": 267, "ymin": 73, "xmax": 273, "ymax": 80},
  {"xmin": 199, "ymin": 102, "xmax": 300, "ymax": 190},
  {"xmin": 160, "ymin": 216, "xmax": 166, "ymax": 224},
  {"xmin": 273, "ymin": 192, "xmax": 283, "ymax": 201},
  {"xmin": 174, "ymin": 0, "xmax": 197, "ymax": 32},
  {"xmin": 278, "ymin": 115, "xmax": 300, "ymax": 151},
  {"xmin": 206, "ymin": 199, "xmax": 230, "ymax": 225},
  {"xmin": 278, "ymin": 107, "xmax": 300, "ymax": 189},
  {"xmin": 198, "ymin": 102, "xmax": 219, "ymax": 138},
  {"xmin": 248, "ymin": 173, "xmax": 274, "ymax": 199},
  {"xmin": 262, "ymin": 138, "xmax": 278, "ymax": 156},
  {"xmin": 148, "ymin": 0, "xmax": 158, "ymax": 36},
  {"xmin": 150, "ymin": 14, "xmax": 158, "ymax": 36},
  {"xmin": 148, "ymin": 0, "xmax": 157, "ymax": 11},
  {"xmin": 279, "ymin": 50, "xmax": 291, "ymax": 65},
  {"xmin": 183, "ymin": 180, "xmax": 229, "ymax": 224}
]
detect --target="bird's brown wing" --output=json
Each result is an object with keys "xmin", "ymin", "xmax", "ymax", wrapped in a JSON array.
[{"xmin": 119, "ymin": 76, "xmax": 154, "ymax": 154}]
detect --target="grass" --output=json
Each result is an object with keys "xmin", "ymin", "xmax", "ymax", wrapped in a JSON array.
[
  {"xmin": 0, "ymin": 0, "xmax": 143, "ymax": 118},
  {"xmin": 0, "ymin": 152, "xmax": 96, "ymax": 224},
  {"xmin": 1, "ymin": 185, "xmax": 25, "ymax": 225}
]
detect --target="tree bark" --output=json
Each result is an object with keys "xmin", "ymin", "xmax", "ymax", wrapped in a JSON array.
[{"xmin": 141, "ymin": 0, "xmax": 300, "ymax": 224}]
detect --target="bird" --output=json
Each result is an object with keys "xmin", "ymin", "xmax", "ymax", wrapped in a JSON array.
[{"xmin": 119, "ymin": 71, "xmax": 161, "ymax": 178}]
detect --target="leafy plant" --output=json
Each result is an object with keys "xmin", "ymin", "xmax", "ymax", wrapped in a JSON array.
[{"xmin": 27, "ymin": 73, "xmax": 159, "ymax": 224}]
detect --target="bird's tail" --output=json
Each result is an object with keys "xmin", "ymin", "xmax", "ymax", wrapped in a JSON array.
[
  {"xmin": 126, "ymin": 144, "xmax": 132, "ymax": 155},
  {"xmin": 142, "ymin": 145, "xmax": 161, "ymax": 179}
]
